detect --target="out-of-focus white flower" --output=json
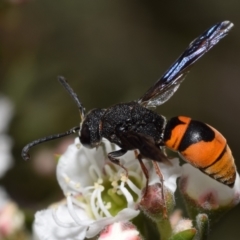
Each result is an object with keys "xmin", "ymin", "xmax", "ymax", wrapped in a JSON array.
[
  {"xmin": 34, "ymin": 138, "xmax": 146, "ymax": 240},
  {"xmin": 0, "ymin": 96, "xmax": 14, "ymax": 178},
  {"xmin": 0, "ymin": 96, "xmax": 24, "ymax": 238},
  {"xmin": 0, "ymin": 136, "xmax": 13, "ymax": 178},
  {"xmin": 0, "ymin": 188, "xmax": 25, "ymax": 238},
  {"xmin": 0, "ymin": 96, "xmax": 14, "ymax": 133},
  {"xmin": 32, "ymin": 137, "xmax": 73, "ymax": 176},
  {"xmin": 98, "ymin": 222, "xmax": 142, "ymax": 240},
  {"xmin": 0, "ymin": 187, "xmax": 9, "ymax": 210},
  {"xmin": 180, "ymin": 164, "xmax": 240, "ymax": 210}
]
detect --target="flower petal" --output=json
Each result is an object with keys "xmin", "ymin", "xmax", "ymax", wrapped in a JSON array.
[
  {"xmin": 33, "ymin": 205, "xmax": 88, "ymax": 240},
  {"xmin": 57, "ymin": 138, "xmax": 119, "ymax": 195},
  {"xmin": 180, "ymin": 163, "xmax": 240, "ymax": 208},
  {"xmin": 57, "ymin": 139, "xmax": 94, "ymax": 194}
]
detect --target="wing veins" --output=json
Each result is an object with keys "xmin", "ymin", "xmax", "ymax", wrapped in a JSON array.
[{"xmin": 138, "ymin": 21, "xmax": 234, "ymax": 107}]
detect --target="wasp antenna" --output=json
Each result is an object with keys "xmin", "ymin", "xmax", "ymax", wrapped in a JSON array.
[
  {"xmin": 58, "ymin": 76, "xmax": 85, "ymax": 121},
  {"xmin": 21, "ymin": 126, "xmax": 80, "ymax": 161}
]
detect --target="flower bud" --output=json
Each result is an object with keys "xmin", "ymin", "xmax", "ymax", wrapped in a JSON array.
[
  {"xmin": 170, "ymin": 210, "xmax": 193, "ymax": 234},
  {"xmin": 98, "ymin": 222, "xmax": 142, "ymax": 240},
  {"xmin": 139, "ymin": 183, "xmax": 174, "ymax": 220},
  {"xmin": 179, "ymin": 164, "xmax": 240, "ymax": 223}
]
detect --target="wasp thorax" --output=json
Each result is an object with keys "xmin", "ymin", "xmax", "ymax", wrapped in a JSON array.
[{"xmin": 80, "ymin": 108, "xmax": 106, "ymax": 148}]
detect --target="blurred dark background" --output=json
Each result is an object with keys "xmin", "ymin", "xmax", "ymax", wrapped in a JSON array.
[{"xmin": 0, "ymin": 0, "xmax": 240, "ymax": 239}]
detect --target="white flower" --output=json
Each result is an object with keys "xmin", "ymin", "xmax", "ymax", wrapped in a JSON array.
[
  {"xmin": 34, "ymin": 138, "xmax": 146, "ymax": 240},
  {"xmin": 33, "ymin": 137, "xmax": 183, "ymax": 239},
  {"xmin": 0, "ymin": 96, "xmax": 14, "ymax": 178},
  {"xmin": 0, "ymin": 187, "xmax": 9, "ymax": 210},
  {"xmin": 0, "ymin": 96, "xmax": 14, "ymax": 133},
  {"xmin": 0, "ymin": 96, "xmax": 23, "ymax": 238},
  {"xmin": 0, "ymin": 188, "xmax": 25, "ymax": 238},
  {"xmin": 180, "ymin": 163, "xmax": 240, "ymax": 209},
  {"xmin": 0, "ymin": 136, "xmax": 13, "ymax": 178}
]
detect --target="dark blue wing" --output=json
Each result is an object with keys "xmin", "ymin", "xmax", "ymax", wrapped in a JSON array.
[{"xmin": 138, "ymin": 21, "xmax": 233, "ymax": 107}]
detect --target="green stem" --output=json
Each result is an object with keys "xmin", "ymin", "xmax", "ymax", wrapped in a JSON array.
[{"xmin": 156, "ymin": 217, "xmax": 172, "ymax": 240}]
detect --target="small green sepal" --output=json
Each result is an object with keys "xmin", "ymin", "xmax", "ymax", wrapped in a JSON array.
[{"xmin": 169, "ymin": 228, "xmax": 197, "ymax": 240}]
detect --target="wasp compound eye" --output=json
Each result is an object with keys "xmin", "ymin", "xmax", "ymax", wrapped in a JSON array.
[
  {"xmin": 80, "ymin": 123, "xmax": 92, "ymax": 148},
  {"xmin": 80, "ymin": 108, "xmax": 106, "ymax": 148}
]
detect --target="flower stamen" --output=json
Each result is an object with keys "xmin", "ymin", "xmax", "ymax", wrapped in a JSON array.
[
  {"xmin": 67, "ymin": 195, "xmax": 85, "ymax": 225},
  {"xmin": 90, "ymin": 188, "xmax": 101, "ymax": 219},
  {"xmin": 119, "ymin": 182, "xmax": 134, "ymax": 208},
  {"xmin": 126, "ymin": 179, "xmax": 141, "ymax": 196},
  {"xmin": 62, "ymin": 173, "xmax": 82, "ymax": 192},
  {"xmin": 117, "ymin": 189, "xmax": 123, "ymax": 195},
  {"xmin": 52, "ymin": 207, "xmax": 77, "ymax": 228},
  {"xmin": 97, "ymin": 188, "xmax": 112, "ymax": 217},
  {"xmin": 71, "ymin": 197, "xmax": 88, "ymax": 210},
  {"xmin": 111, "ymin": 180, "xmax": 119, "ymax": 189},
  {"xmin": 120, "ymin": 173, "xmax": 128, "ymax": 183},
  {"xmin": 105, "ymin": 165, "xmax": 115, "ymax": 180},
  {"xmin": 107, "ymin": 189, "xmax": 125, "ymax": 206}
]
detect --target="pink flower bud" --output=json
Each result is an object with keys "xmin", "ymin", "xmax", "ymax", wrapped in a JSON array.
[
  {"xmin": 139, "ymin": 183, "xmax": 174, "ymax": 220},
  {"xmin": 98, "ymin": 222, "xmax": 142, "ymax": 240}
]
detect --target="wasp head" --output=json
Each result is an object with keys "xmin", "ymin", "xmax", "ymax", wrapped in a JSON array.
[{"xmin": 80, "ymin": 108, "xmax": 106, "ymax": 148}]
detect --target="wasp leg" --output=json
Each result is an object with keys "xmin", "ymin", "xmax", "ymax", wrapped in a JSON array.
[
  {"xmin": 152, "ymin": 161, "xmax": 167, "ymax": 218},
  {"xmin": 108, "ymin": 149, "xmax": 128, "ymax": 177},
  {"xmin": 134, "ymin": 150, "xmax": 149, "ymax": 198}
]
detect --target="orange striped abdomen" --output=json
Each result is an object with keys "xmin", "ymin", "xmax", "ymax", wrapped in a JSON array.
[{"xmin": 164, "ymin": 116, "xmax": 236, "ymax": 187}]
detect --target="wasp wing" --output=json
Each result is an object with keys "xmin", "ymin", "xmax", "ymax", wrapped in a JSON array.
[
  {"xmin": 117, "ymin": 130, "xmax": 171, "ymax": 165},
  {"xmin": 138, "ymin": 21, "xmax": 233, "ymax": 108}
]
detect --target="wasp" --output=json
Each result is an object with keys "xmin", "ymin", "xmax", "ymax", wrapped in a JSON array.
[{"xmin": 22, "ymin": 21, "xmax": 236, "ymax": 190}]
